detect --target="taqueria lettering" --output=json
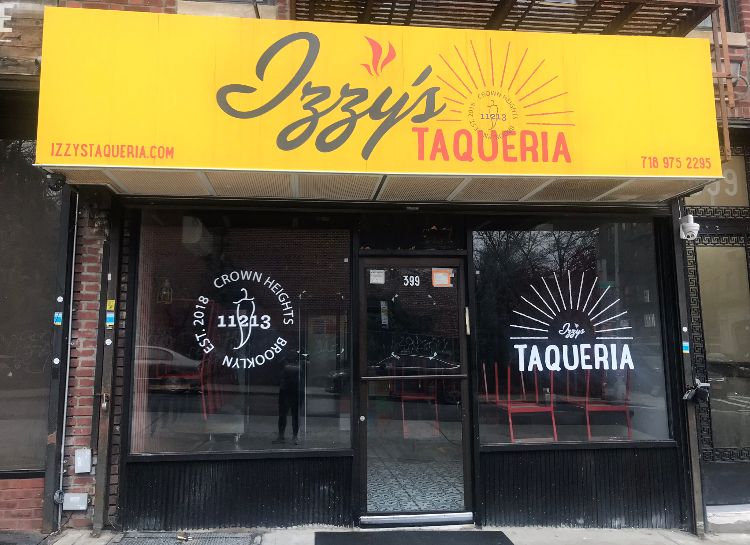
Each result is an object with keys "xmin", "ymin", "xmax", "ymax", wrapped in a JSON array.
[
  {"xmin": 514, "ymin": 343, "xmax": 634, "ymax": 372},
  {"xmin": 216, "ymin": 32, "xmax": 445, "ymax": 160},
  {"xmin": 412, "ymin": 128, "xmax": 571, "ymax": 163}
]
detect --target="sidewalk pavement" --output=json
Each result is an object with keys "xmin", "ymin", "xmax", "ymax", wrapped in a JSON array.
[{"xmin": 2, "ymin": 527, "xmax": 748, "ymax": 545}]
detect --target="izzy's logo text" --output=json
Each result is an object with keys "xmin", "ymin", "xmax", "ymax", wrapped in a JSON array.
[{"xmin": 215, "ymin": 34, "xmax": 572, "ymax": 164}]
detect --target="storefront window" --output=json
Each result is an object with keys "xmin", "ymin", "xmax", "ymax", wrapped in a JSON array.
[
  {"xmin": 474, "ymin": 220, "xmax": 670, "ymax": 443},
  {"xmin": 0, "ymin": 140, "xmax": 60, "ymax": 469},
  {"xmin": 696, "ymin": 245, "xmax": 750, "ymax": 448},
  {"xmin": 685, "ymin": 154, "xmax": 749, "ymax": 207},
  {"xmin": 131, "ymin": 210, "xmax": 351, "ymax": 453}
]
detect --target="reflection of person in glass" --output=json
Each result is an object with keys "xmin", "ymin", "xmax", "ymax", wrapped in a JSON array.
[{"xmin": 273, "ymin": 361, "xmax": 301, "ymax": 444}]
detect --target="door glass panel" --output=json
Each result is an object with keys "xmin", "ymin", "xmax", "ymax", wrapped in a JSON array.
[
  {"xmin": 696, "ymin": 245, "xmax": 750, "ymax": 448},
  {"xmin": 366, "ymin": 379, "xmax": 464, "ymax": 513},
  {"xmin": 364, "ymin": 265, "xmax": 466, "ymax": 513},
  {"xmin": 364, "ymin": 267, "xmax": 461, "ymax": 377}
]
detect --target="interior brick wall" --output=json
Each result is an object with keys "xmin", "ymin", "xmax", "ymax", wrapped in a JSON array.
[{"xmin": 0, "ymin": 478, "xmax": 44, "ymax": 531}]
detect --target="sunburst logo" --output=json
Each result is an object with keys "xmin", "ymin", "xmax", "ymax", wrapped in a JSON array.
[
  {"xmin": 433, "ymin": 40, "xmax": 574, "ymax": 140},
  {"xmin": 361, "ymin": 36, "xmax": 396, "ymax": 77},
  {"xmin": 510, "ymin": 270, "xmax": 634, "ymax": 373}
]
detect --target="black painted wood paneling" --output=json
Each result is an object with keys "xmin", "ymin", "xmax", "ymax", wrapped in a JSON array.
[
  {"xmin": 479, "ymin": 447, "xmax": 684, "ymax": 528},
  {"xmin": 122, "ymin": 457, "xmax": 353, "ymax": 530}
]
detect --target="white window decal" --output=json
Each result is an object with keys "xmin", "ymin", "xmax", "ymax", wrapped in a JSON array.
[{"xmin": 510, "ymin": 269, "xmax": 634, "ymax": 372}]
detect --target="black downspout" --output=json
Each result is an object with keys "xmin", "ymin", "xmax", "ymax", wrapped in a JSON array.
[
  {"xmin": 92, "ymin": 200, "xmax": 122, "ymax": 533},
  {"xmin": 42, "ymin": 186, "xmax": 78, "ymax": 533},
  {"xmin": 669, "ymin": 200, "xmax": 706, "ymax": 535}
]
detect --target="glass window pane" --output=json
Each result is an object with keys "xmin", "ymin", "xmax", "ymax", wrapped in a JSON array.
[
  {"xmin": 359, "ymin": 215, "xmax": 465, "ymax": 251},
  {"xmin": 0, "ymin": 140, "xmax": 59, "ymax": 469},
  {"xmin": 696, "ymin": 245, "xmax": 750, "ymax": 448},
  {"xmin": 685, "ymin": 155, "xmax": 748, "ymax": 207},
  {"xmin": 131, "ymin": 211, "xmax": 351, "ymax": 453},
  {"xmin": 474, "ymin": 221, "xmax": 669, "ymax": 443},
  {"xmin": 364, "ymin": 267, "xmax": 462, "ymax": 377}
]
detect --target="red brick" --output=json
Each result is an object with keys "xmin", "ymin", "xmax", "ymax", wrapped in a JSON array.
[
  {"xmin": 0, "ymin": 518, "xmax": 42, "ymax": 531},
  {"xmin": 68, "ymin": 388, "xmax": 94, "ymax": 398},
  {"xmin": 0, "ymin": 480, "xmax": 43, "ymax": 490},
  {"xmin": 80, "ymin": 255, "xmax": 101, "ymax": 264},
  {"xmin": 71, "ymin": 426, "xmax": 93, "ymax": 436},
  {"xmin": 65, "ymin": 436, "xmax": 92, "ymax": 447},
  {"xmin": 70, "ymin": 516, "xmax": 92, "ymax": 528},
  {"xmin": 0, "ymin": 498, "xmax": 42, "ymax": 511},
  {"xmin": 67, "ymin": 406, "xmax": 94, "ymax": 416},
  {"xmin": 70, "ymin": 349, "xmax": 96, "ymax": 359},
  {"xmin": 1, "ymin": 489, "xmax": 43, "ymax": 500},
  {"xmin": 76, "ymin": 397, "xmax": 95, "ymax": 407}
]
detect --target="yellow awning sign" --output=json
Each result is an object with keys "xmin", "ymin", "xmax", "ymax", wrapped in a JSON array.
[{"xmin": 37, "ymin": 7, "xmax": 721, "ymax": 180}]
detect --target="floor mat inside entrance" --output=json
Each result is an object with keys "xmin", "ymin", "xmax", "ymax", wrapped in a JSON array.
[{"xmin": 316, "ymin": 531, "xmax": 513, "ymax": 545}]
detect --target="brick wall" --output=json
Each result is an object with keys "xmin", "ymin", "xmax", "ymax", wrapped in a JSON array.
[
  {"xmin": 0, "ymin": 478, "xmax": 44, "ymax": 531},
  {"xmin": 726, "ymin": 1, "xmax": 750, "ymax": 120},
  {"xmin": 62, "ymin": 201, "xmax": 109, "ymax": 529}
]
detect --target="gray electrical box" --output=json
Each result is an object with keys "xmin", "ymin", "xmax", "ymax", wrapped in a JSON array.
[
  {"xmin": 74, "ymin": 448, "xmax": 92, "ymax": 474},
  {"xmin": 62, "ymin": 493, "xmax": 88, "ymax": 511}
]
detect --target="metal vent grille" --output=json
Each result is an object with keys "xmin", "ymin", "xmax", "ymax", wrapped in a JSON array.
[
  {"xmin": 112, "ymin": 170, "xmax": 210, "ymax": 196},
  {"xmin": 206, "ymin": 171, "xmax": 292, "ymax": 198},
  {"xmin": 527, "ymin": 178, "xmax": 625, "ymax": 202},
  {"xmin": 597, "ymin": 178, "xmax": 707, "ymax": 202},
  {"xmin": 57, "ymin": 169, "xmax": 114, "ymax": 186},
  {"xmin": 454, "ymin": 177, "xmax": 554, "ymax": 202},
  {"xmin": 298, "ymin": 174, "xmax": 381, "ymax": 200},
  {"xmin": 377, "ymin": 176, "xmax": 463, "ymax": 201}
]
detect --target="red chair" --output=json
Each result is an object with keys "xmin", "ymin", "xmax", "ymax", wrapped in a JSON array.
[
  {"xmin": 584, "ymin": 369, "xmax": 632, "ymax": 440},
  {"xmin": 497, "ymin": 366, "xmax": 558, "ymax": 443},
  {"xmin": 400, "ymin": 386, "xmax": 439, "ymax": 438}
]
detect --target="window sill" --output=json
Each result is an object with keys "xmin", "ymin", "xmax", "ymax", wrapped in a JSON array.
[
  {"xmin": 479, "ymin": 440, "xmax": 677, "ymax": 452},
  {"xmin": 689, "ymin": 30, "xmax": 748, "ymax": 48},
  {"xmin": 127, "ymin": 448, "xmax": 354, "ymax": 463}
]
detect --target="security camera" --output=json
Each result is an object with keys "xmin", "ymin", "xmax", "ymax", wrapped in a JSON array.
[{"xmin": 680, "ymin": 214, "xmax": 700, "ymax": 240}]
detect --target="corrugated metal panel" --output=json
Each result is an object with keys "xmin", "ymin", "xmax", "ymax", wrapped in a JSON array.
[
  {"xmin": 122, "ymin": 457, "xmax": 353, "ymax": 530},
  {"xmin": 479, "ymin": 447, "xmax": 683, "ymax": 528}
]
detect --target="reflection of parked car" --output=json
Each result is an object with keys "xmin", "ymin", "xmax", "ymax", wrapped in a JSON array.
[{"xmin": 138, "ymin": 346, "xmax": 201, "ymax": 392}]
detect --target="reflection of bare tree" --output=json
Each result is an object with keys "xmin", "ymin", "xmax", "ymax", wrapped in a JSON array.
[{"xmin": 473, "ymin": 229, "xmax": 598, "ymax": 363}]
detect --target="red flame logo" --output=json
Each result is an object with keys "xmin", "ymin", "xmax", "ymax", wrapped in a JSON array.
[{"xmin": 361, "ymin": 36, "xmax": 396, "ymax": 76}]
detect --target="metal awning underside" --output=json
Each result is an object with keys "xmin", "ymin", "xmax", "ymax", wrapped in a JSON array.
[
  {"xmin": 55, "ymin": 168, "xmax": 714, "ymax": 204},
  {"xmin": 291, "ymin": 0, "xmax": 717, "ymax": 37}
]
